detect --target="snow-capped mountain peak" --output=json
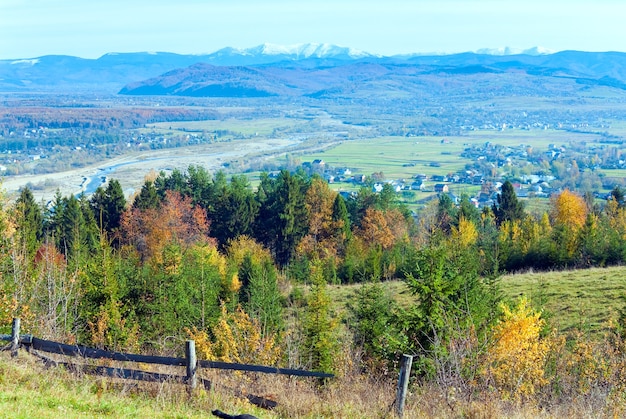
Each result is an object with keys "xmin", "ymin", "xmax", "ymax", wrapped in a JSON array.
[
  {"xmin": 217, "ymin": 43, "xmax": 373, "ymax": 60},
  {"xmin": 474, "ymin": 46, "xmax": 554, "ymax": 56}
]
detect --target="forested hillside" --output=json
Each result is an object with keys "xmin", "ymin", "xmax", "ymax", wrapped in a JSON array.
[{"xmin": 3, "ymin": 166, "xmax": 626, "ymax": 416}]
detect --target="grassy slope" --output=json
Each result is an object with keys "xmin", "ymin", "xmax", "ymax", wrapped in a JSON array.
[
  {"xmin": 2, "ymin": 266, "xmax": 625, "ymax": 418},
  {"xmin": 499, "ymin": 266, "xmax": 626, "ymax": 335},
  {"xmin": 328, "ymin": 265, "xmax": 626, "ymax": 337}
]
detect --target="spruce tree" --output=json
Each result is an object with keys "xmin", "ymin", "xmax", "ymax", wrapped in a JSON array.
[
  {"xmin": 493, "ymin": 180, "xmax": 525, "ymax": 225},
  {"xmin": 14, "ymin": 187, "xmax": 43, "ymax": 257},
  {"xmin": 256, "ymin": 170, "xmax": 309, "ymax": 266},
  {"xmin": 239, "ymin": 254, "xmax": 283, "ymax": 336},
  {"xmin": 133, "ymin": 180, "xmax": 160, "ymax": 210},
  {"xmin": 302, "ymin": 259, "xmax": 338, "ymax": 374},
  {"xmin": 90, "ymin": 179, "xmax": 126, "ymax": 235}
]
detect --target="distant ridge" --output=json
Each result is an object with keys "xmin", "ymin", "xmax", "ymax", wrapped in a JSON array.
[
  {"xmin": 119, "ymin": 50, "xmax": 626, "ymax": 99},
  {"xmin": 1, "ymin": 44, "xmax": 626, "ymax": 93}
]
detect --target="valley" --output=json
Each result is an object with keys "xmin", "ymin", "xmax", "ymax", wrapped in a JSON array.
[{"xmin": 2, "ymin": 84, "xmax": 626, "ymax": 213}]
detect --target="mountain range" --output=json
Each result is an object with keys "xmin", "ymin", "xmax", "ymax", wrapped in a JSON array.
[{"xmin": 1, "ymin": 43, "xmax": 626, "ymax": 96}]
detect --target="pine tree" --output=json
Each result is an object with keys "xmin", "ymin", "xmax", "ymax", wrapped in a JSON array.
[
  {"xmin": 210, "ymin": 175, "xmax": 259, "ymax": 248},
  {"xmin": 186, "ymin": 165, "xmax": 214, "ymax": 208},
  {"xmin": 332, "ymin": 193, "xmax": 352, "ymax": 241},
  {"xmin": 301, "ymin": 259, "xmax": 338, "ymax": 374},
  {"xmin": 90, "ymin": 179, "xmax": 126, "ymax": 235},
  {"xmin": 403, "ymin": 240, "xmax": 499, "ymax": 363},
  {"xmin": 347, "ymin": 283, "xmax": 398, "ymax": 366},
  {"xmin": 243, "ymin": 256, "xmax": 283, "ymax": 336},
  {"xmin": 256, "ymin": 170, "xmax": 309, "ymax": 266},
  {"xmin": 493, "ymin": 180, "xmax": 525, "ymax": 226},
  {"xmin": 14, "ymin": 187, "xmax": 43, "ymax": 257},
  {"xmin": 133, "ymin": 180, "xmax": 160, "ymax": 210}
]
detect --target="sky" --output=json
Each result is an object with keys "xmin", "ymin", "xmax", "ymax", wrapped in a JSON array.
[{"xmin": 1, "ymin": 0, "xmax": 625, "ymax": 59}]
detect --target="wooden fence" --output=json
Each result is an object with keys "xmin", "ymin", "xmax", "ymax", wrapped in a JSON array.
[{"xmin": 1, "ymin": 318, "xmax": 333, "ymax": 409}]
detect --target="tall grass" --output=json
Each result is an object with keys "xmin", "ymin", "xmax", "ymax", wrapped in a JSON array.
[{"xmin": 2, "ymin": 347, "xmax": 620, "ymax": 418}]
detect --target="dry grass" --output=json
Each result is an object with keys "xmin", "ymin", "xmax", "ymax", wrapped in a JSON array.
[{"xmin": 2, "ymin": 348, "xmax": 624, "ymax": 418}]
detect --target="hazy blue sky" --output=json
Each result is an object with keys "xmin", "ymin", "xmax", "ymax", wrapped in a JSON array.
[{"xmin": 1, "ymin": 0, "xmax": 624, "ymax": 59}]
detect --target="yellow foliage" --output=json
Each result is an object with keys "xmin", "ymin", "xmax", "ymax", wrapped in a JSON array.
[
  {"xmin": 519, "ymin": 217, "xmax": 541, "ymax": 253},
  {"xmin": 204, "ymin": 244, "xmax": 227, "ymax": 277},
  {"xmin": 484, "ymin": 297, "xmax": 551, "ymax": 399},
  {"xmin": 226, "ymin": 235, "xmax": 272, "ymax": 267},
  {"xmin": 605, "ymin": 200, "xmax": 626, "ymax": 240},
  {"xmin": 550, "ymin": 189, "xmax": 587, "ymax": 232},
  {"xmin": 499, "ymin": 219, "xmax": 522, "ymax": 243},
  {"xmin": 538, "ymin": 212, "xmax": 552, "ymax": 236},
  {"xmin": 304, "ymin": 177, "xmax": 336, "ymax": 243},
  {"xmin": 86, "ymin": 301, "xmax": 140, "ymax": 352},
  {"xmin": 565, "ymin": 330, "xmax": 608, "ymax": 395},
  {"xmin": 451, "ymin": 216, "xmax": 478, "ymax": 247},
  {"xmin": 162, "ymin": 244, "xmax": 182, "ymax": 276},
  {"xmin": 228, "ymin": 272, "xmax": 241, "ymax": 294},
  {"xmin": 188, "ymin": 304, "xmax": 281, "ymax": 366}
]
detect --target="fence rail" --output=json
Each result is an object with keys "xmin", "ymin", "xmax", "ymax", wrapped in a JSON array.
[{"xmin": 1, "ymin": 318, "xmax": 333, "ymax": 408}]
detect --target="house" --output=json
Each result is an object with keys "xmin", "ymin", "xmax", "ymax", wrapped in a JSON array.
[
  {"xmin": 434, "ymin": 184, "xmax": 449, "ymax": 193},
  {"xmin": 411, "ymin": 180, "xmax": 425, "ymax": 190}
]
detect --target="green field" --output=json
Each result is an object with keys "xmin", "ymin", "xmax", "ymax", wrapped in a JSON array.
[
  {"xmin": 0, "ymin": 352, "xmax": 275, "ymax": 419},
  {"xmin": 138, "ymin": 117, "xmax": 626, "ymax": 214},
  {"xmin": 301, "ymin": 129, "xmax": 602, "ymax": 180},
  {"xmin": 305, "ymin": 136, "xmax": 466, "ymax": 178}
]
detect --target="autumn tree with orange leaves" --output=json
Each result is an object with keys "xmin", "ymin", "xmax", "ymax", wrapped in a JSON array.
[{"xmin": 121, "ymin": 190, "xmax": 211, "ymax": 266}]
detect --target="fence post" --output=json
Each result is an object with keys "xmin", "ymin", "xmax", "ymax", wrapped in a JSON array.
[
  {"xmin": 395, "ymin": 354, "xmax": 413, "ymax": 418},
  {"xmin": 186, "ymin": 340, "xmax": 197, "ymax": 392},
  {"xmin": 11, "ymin": 318, "xmax": 21, "ymax": 358}
]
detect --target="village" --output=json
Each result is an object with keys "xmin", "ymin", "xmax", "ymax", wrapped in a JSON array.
[{"xmin": 301, "ymin": 133, "xmax": 625, "ymax": 211}]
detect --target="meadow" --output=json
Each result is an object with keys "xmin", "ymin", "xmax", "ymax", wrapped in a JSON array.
[
  {"xmin": 325, "ymin": 265, "xmax": 626, "ymax": 338},
  {"xmin": 499, "ymin": 266, "xmax": 626, "ymax": 336}
]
